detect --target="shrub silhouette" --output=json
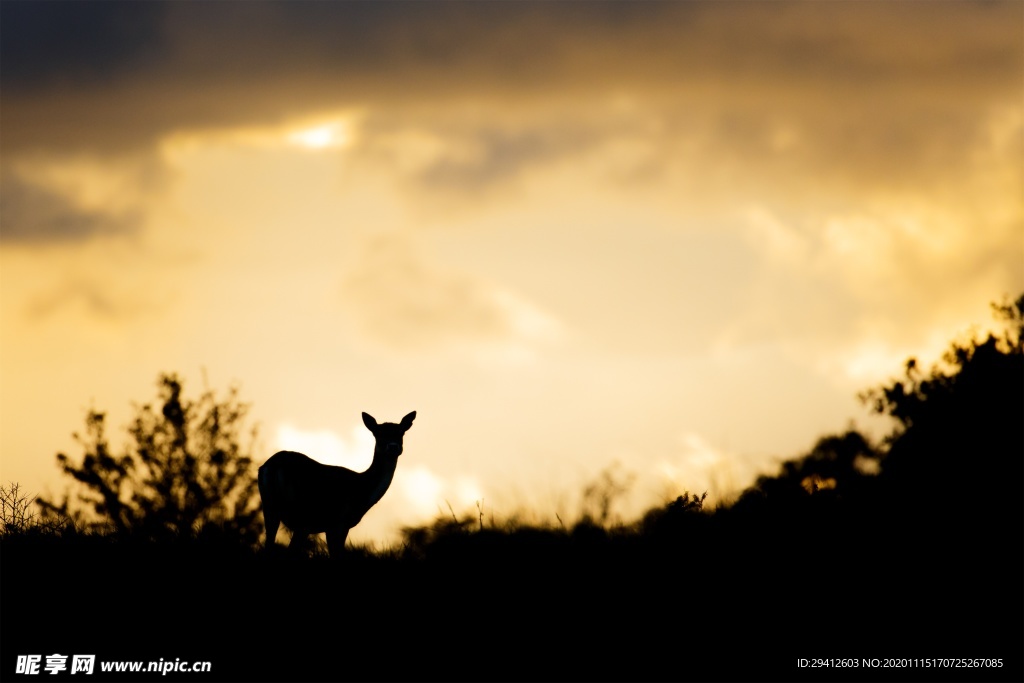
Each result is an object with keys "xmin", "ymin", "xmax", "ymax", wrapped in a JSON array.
[
  {"xmin": 732, "ymin": 293, "xmax": 1022, "ymax": 526},
  {"xmin": 638, "ymin": 489, "xmax": 707, "ymax": 535},
  {"xmin": 863, "ymin": 293, "xmax": 1023, "ymax": 525},
  {"xmin": 0, "ymin": 482, "xmax": 67, "ymax": 536},
  {"xmin": 733, "ymin": 429, "xmax": 881, "ymax": 513},
  {"xmin": 37, "ymin": 373, "xmax": 262, "ymax": 542}
]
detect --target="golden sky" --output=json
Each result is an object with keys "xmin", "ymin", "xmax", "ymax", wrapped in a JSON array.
[{"xmin": 1, "ymin": 1, "xmax": 1021, "ymax": 543}]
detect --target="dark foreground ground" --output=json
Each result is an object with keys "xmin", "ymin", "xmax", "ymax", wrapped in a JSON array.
[{"xmin": 3, "ymin": 514, "xmax": 1021, "ymax": 683}]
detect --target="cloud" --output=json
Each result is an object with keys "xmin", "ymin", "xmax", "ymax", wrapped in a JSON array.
[
  {"xmin": 2, "ymin": 1, "xmax": 1018, "ymax": 158},
  {"xmin": 652, "ymin": 433, "xmax": 737, "ymax": 502},
  {"xmin": 2, "ymin": 0, "xmax": 1018, "ymax": 350},
  {"xmin": 348, "ymin": 102, "xmax": 675, "ymax": 199},
  {"xmin": 1, "ymin": 149, "xmax": 167, "ymax": 245},
  {"xmin": 730, "ymin": 194, "xmax": 1022, "ymax": 395},
  {"xmin": 408, "ymin": 124, "xmax": 598, "ymax": 192},
  {"xmin": 0, "ymin": 1, "xmax": 168, "ymax": 94},
  {"xmin": 274, "ymin": 422, "xmax": 375, "ymax": 471},
  {"xmin": 742, "ymin": 206, "xmax": 810, "ymax": 266},
  {"xmin": 2, "ymin": 1, "xmax": 1018, "ymax": 239},
  {"xmin": 339, "ymin": 234, "xmax": 565, "ymax": 355},
  {"xmin": 394, "ymin": 464, "xmax": 485, "ymax": 519},
  {"xmin": 0, "ymin": 170, "xmax": 138, "ymax": 244},
  {"xmin": 348, "ymin": 112, "xmax": 606, "ymax": 201},
  {"xmin": 23, "ymin": 277, "xmax": 154, "ymax": 322}
]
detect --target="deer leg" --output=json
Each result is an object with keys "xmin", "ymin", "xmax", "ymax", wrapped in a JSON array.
[
  {"xmin": 263, "ymin": 514, "xmax": 280, "ymax": 550},
  {"xmin": 288, "ymin": 530, "xmax": 311, "ymax": 555},
  {"xmin": 326, "ymin": 528, "xmax": 349, "ymax": 558}
]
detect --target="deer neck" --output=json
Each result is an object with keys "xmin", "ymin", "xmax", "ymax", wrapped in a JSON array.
[{"xmin": 362, "ymin": 448, "xmax": 399, "ymax": 509}]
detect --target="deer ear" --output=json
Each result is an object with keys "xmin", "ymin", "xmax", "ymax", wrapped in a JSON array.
[
  {"xmin": 362, "ymin": 412, "xmax": 378, "ymax": 431},
  {"xmin": 400, "ymin": 411, "xmax": 416, "ymax": 430}
]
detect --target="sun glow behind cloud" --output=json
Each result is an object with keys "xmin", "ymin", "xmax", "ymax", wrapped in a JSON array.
[
  {"xmin": 286, "ymin": 119, "xmax": 354, "ymax": 150},
  {"xmin": 157, "ymin": 113, "xmax": 359, "ymax": 161}
]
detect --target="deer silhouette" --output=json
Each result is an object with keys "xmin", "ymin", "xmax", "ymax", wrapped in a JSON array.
[{"xmin": 258, "ymin": 411, "xmax": 415, "ymax": 556}]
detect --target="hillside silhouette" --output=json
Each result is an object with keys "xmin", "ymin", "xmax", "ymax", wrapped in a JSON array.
[{"xmin": 2, "ymin": 295, "xmax": 1021, "ymax": 682}]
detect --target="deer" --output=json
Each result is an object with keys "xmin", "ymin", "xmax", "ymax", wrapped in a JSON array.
[{"xmin": 258, "ymin": 411, "xmax": 416, "ymax": 557}]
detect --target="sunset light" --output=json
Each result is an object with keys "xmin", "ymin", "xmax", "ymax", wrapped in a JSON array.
[
  {"xmin": 286, "ymin": 121, "xmax": 351, "ymax": 150},
  {"xmin": 1, "ymin": 2, "xmax": 1020, "ymax": 679},
  {"xmin": 3, "ymin": 0, "xmax": 1019, "ymax": 543}
]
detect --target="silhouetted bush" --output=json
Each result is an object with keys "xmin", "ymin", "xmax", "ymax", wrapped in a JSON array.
[
  {"xmin": 37, "ymin": 373, "xmax": 262, "ymax": 543},
  {"xmin": 637, "ymin": 489, "xmax": 708, "ymax": 538},
  {"xmin": 863, "ymin": 293, "xmax": 1023, "ymax": 526},
  {"xmin": 0, "ymin": 482, "xmax": 71, "ymax": 537},
  {"xmin": 732, "ymin": 430, "xmax": 881, "ymax": 516},
  {"xmin": 0, "ymin": 482, "xmax": 36, "ymax": 535}
]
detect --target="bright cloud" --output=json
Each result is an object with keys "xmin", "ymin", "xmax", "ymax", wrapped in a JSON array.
[
  {"xmin": 651, "ymin": 433, "xmax": 749, "ymax": 505},
  {"xmin": 395, "ymin": 465, "xmax": 445, "ymax": 517},
  {"xmin": 395, "ymin": 465, "xmax": 485, "ymax": 517},
  {"xmin": 338, "ymin": 232, "xmax": 566, "ymax": 356},
  {"xmin": 274, "ymin": 421, "xmax": 376, "ymax": 470}
]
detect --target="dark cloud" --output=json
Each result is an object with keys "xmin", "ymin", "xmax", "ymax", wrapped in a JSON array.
[
  {"xmin": 352, "ymin": 115, "xmax": 606, "ymax": 192},
  {"xmin": 0, "ymin": 171, "xmax": 138, "ymax": 244},
  {"xmin": 0, "ymin": 0, "xmax": 1018, "ymax": 243},
  {"xmin": 419, "ymin": 126, "xmax": 593, "ymax": 190},
  {"xmin": 1, "ymin": 1, "xmax": 1018, "ymax": 156},
  {"xmin": 0, "ymin": 1, "xmax": 168, "ymax": 94}
]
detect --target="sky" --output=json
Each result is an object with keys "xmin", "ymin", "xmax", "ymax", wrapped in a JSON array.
[{"xmin": 1, "ymin": 1, "xmax": 1021, "ymax": 545}]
